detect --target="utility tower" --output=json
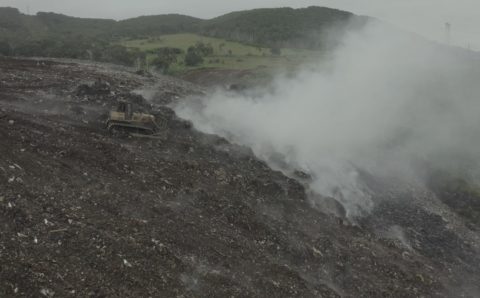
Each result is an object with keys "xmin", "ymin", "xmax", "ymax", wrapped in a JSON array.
[{"xmin": 445, "ymin": 22, "xmax": 451, "ymax": 45}]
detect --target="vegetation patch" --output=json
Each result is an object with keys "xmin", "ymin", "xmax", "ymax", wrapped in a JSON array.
[{"xmin": 121, "ymin": 33, "xmax": 322, "ymax": 74}]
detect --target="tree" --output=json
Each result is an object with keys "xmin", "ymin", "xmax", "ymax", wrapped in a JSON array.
[
  {"xmin": 102, "ymin": 45, "xmax": 136, "ymax": 66},
  {"xmin": 150, "ymin": 47, "xmax": 182, "ymax": 72},
  {"xmin": 0, "ymin": 41, "xmax": 11, "ymax": 56},
  {"xmin": 184, "ymin": 46, "xmax": 203, "ymax": 66},
  {"xmin": 184, "ymin": 42, "xmax": 215, "ymax": 67},
  {"xmin": 219, "ymin": 43, "xmax": 225, "ymax": 54},
  {"xmin": 194, "ymin": 42, "xmax": 214, "ymax": 56},
  {"xmin": 270, "ymin": 46, "xmax": 281, "ymax": 56}
]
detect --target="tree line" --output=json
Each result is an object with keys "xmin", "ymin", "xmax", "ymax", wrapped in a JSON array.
[{"xmin": 0, "ymin": 6, "xmax": 366, "ymax": 65}]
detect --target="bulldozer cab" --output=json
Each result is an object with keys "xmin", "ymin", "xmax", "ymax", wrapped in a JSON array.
[{"xmin": 117, "ymin": 101, "xmax": 133, "ymax": 119}]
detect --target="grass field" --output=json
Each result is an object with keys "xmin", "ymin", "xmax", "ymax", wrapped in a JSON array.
[{"xmin": 120, "ymin": 33, "xmax": 322, "ymax": 74}]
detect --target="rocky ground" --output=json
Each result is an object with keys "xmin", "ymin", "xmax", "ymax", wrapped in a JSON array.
[{"xmin": 0, "ymin": 57, "xmax": 479, "ymax": 297}]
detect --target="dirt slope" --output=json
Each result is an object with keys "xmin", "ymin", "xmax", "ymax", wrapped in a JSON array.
[{"xmin": 0, "ymin": 57, "xmax": 479, "ymax": 297}]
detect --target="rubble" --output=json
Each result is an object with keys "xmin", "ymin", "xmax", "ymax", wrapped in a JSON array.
[
  {"xmin": 0, "ymin": 57, "xmax": 478, "ymax": 297},
  {"xmin": 76, "ymin": 79, "xmax": 112, "ymax": 97}
]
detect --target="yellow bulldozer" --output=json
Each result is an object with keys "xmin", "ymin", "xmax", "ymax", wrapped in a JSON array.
[{"xmin": 106, "ymin": 101, "xmax": 165, "ymax": 136}]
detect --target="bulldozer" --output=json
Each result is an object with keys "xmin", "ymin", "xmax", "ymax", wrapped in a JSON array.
[{"xmin": 106, "ymin": 101, "xmax": 164, "ymax": 136}]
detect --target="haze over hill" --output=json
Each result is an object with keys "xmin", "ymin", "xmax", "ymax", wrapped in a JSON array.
[
  {"xmin": 0, "ymin": 6, "xmax": 372, "ymax": 73},
  {"xmin": 1, "ymin": 0, "xmax": 479, "ymax": 50},
  {"xmin": 0, "ymin": 6, "xmax": 366, "ymax": 48}
]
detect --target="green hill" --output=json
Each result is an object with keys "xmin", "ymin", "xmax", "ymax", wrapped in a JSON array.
[
  {"xmin": 0, "ymin": 6, "xmax": 366, "ymax": 67},
  {"xmin": 0, "ymin": 7, "xmax": 45, "ymax": 39},
  {"xmin": 115, "ymin": 14, "xmax": 202, "ymax": 38},
  {"xmin": 199, "ymin": 6, "xmax": 367, "ymax": 49},
  {"xmin": 0, "ymin": 6, "xmax": 364, "ymax": 48},
  {"xmin": 36, "ymin": 12, "xmax": 116, "ymax": 38}
]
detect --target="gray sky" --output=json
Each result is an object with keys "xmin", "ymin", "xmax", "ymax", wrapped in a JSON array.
[{"xmin": 1, "ymin": 0, "xmax": 479, "ymax": 50}]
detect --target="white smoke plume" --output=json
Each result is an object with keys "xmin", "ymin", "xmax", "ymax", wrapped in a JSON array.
[{"xmin": 175, "ymin": 21, "xmax": 480, "ymax": 218}]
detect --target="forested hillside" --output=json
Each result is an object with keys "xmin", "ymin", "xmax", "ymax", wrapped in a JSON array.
[
  {"xmin": 200, "ymin": 7, "xmax": 368, "ymax": 48},
  {"xmin": 0, "ymin": 6, "xmax": 365, "ymax": 65},
  {"xmin": 115, "ymin": 14, "xmax": 202, "ymax": 38}
]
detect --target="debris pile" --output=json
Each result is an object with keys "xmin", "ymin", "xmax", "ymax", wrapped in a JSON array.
[
  {"xmin": 0, "ymin": 57, "xmax": 478, "ymax": 297},
  {"xmin": 76, "ymin": 79, "xmax": 112, "ymax": 97}
]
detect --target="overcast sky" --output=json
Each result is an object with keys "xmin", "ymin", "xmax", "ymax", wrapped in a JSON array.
[{"xmin": 1, "ymin": 0, "xmax": 479, "ymax": 50}]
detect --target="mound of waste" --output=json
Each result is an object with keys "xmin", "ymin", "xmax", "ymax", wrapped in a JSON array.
[{"xmin": 0, "ymin": 57, "xmax": 478, "ymax": 297}]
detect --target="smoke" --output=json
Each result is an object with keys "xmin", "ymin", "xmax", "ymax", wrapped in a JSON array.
[{"xmin": 175, "ymin": 21, "xmax": 480, "ymax": 218}]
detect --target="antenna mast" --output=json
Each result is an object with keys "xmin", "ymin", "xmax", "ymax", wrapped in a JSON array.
[{"xmin": 445, "ymin": 22, "xmax": 451, "ymax": 45}]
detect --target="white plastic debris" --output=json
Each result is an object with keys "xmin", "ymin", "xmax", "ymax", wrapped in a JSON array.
[
  {"xmin": 123, "ymin": 259, "xmax": 133, "ymax": 268},
  {"xmin": 40, "ymin": 288, "xmax": 55, "ymax": 297}
]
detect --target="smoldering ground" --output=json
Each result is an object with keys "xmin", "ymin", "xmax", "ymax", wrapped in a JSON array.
[{"xmin": 175, "ymin": 21, "xmax": 480, "ymax": 218}]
